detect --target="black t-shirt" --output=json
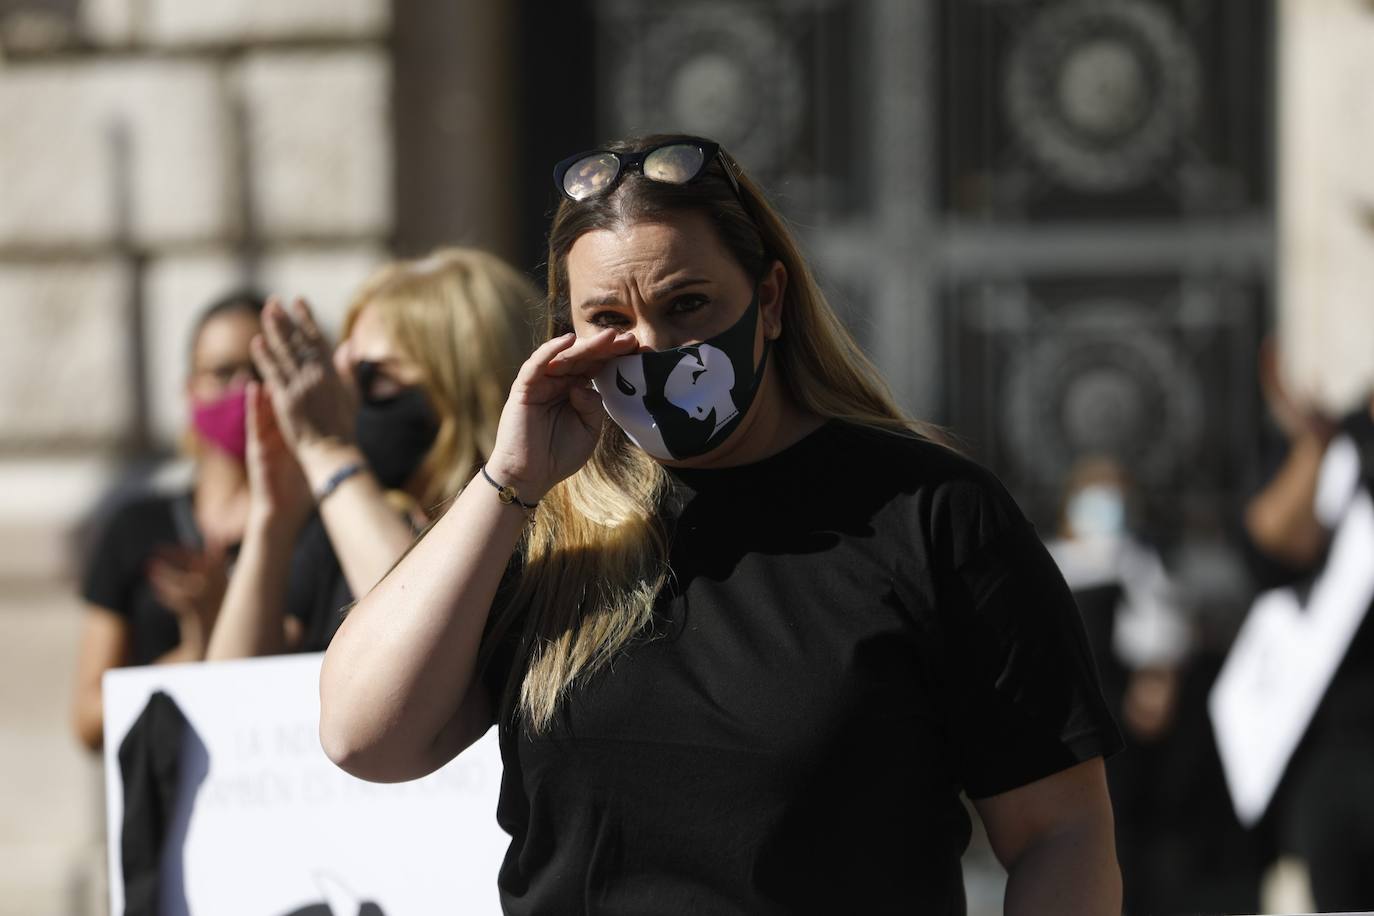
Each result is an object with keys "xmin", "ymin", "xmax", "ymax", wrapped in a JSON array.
[
  {"xmin": 285, "ymin": 514, "xmax": 352, "ymax": 653},
  {"xmin": 484, "ymin": 421, "xmax": 1122, "ymax": 915},
  {"xmin": 82, "ymin": 491, "xmax": 207, "ymax": 666}
]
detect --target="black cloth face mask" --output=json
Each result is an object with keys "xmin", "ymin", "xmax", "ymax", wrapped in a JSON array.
[
  {"xmin": 593, "ymin": 288, "xmax": 769, "ymax": 461},
  {"xmin": 354, "ymin": 361, "xmax": 440, "ymax": 490}
]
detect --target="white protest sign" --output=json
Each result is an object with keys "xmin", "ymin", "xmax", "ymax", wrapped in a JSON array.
[
  {"xmin": 103, "ymin": 652, "xmax": 506, "ymax": 915},
  {"xmin": 1210, "ymin": 484, "xmax": 1374, "ymax": 827}
]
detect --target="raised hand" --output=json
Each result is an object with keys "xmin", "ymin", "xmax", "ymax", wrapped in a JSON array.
[
  {"xmin": 484, "ymin": 328, "xmax": 640, "ymax": 500},
  {"xmin": 244, "ymin": 379, "xmax": 314, "ymax": 531},
  {"xmin": 1258, "ymin": 335, "xmax": 1336, "ymax": 443},
  {"xmin": 250, "ymin": 297, "xmax": 358, "ymax": 467},
  {"xmin": 148, "ymin": 543, "xmax": 229, "ymax": 651}
]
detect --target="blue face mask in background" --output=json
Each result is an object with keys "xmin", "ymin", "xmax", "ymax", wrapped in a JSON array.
[{"xmin": 1067, "ymin": 484, "xmax": 1127, "ymax": 540}]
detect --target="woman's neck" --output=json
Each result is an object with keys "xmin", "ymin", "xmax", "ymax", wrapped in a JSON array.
[{"xmin": 194, "ymin": 449, "xmax": 251, "ymax": 547}]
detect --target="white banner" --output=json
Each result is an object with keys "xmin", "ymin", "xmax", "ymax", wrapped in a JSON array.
[
  {"xmin": 1210, "ymin": 489, "xmax": 1374, "ymax": 826},
  {"xmin": 102, "ymin": 653, "xmax": 506, "ymax": 916}
]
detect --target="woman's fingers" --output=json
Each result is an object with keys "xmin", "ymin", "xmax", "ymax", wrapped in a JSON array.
[
  {"xmin": 245, "ymin": 380, "xmax": 262, "ymax": 446},
  {"xmin": 254, "ymin": 384, "xmax": 283, "ymax": 447},
  {"xmin": 515, "ymin": 332, "xmax": 578, "ymax": 383},
  {"xmin": 262, "ymin": 298, "xmax": 304, "ymax": 375},
  {"xmin": 543, "ymin": 330, "xmax": 637, "ymax": 377},
  {"xmin": 566, "ymin": 381, "xmax": 608, "ymax": 432},
  {"xmin": 251, "ymin": 333, "xmax": 286, "ymax": 393},
  {"xmin": 290, "ymin": 297, "xmax": 329, "ymax": 354}
]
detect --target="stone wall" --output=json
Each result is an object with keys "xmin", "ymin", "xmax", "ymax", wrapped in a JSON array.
[
  {"xmin": 0, "ymin": 3, "xmax": 394, "ymax": 913},
  {"xmin": 0, "ymin": 0, "xmax": 393, "ymax": 583}
]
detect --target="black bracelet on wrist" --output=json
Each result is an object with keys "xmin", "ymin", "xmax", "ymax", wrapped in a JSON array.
[
  {"xmin": 479, "ymin": 464, "xmax": 539, "ymax": 511},
  {"xmin": 315, "ymin": 462, "xmax": 364, "ymax": 503}
]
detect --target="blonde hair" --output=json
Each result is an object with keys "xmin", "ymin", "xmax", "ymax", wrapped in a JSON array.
[
  {"xmin": 488, "ymin": 136, "xmax": 941, "ymax": 733},
  {"xmin": 342, "ymin": 248, "xmax": 537, "ymax": 511}
]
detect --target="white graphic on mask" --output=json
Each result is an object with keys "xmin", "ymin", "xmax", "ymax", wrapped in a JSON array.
[
  {"xmin": 593, "ymin": 355, "xmax": 672, "ymax": 460},
  {"xmin": 664, "ymin": 344, "xmax": 738, "ymax": 439}
]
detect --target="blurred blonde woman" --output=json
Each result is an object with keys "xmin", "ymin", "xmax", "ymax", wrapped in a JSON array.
[{"xmin": 207, "ymin": 248, "xmax": 536, "ymax": 658}]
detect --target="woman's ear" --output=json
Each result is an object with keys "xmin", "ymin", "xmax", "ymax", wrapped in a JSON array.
[
  {"xmin": 332, "ymin": 338, "xmax": 355, "ymax": 389},
  {"xmin": 760, "ymin": 259, "xmax": 788, "ymax": 341}
]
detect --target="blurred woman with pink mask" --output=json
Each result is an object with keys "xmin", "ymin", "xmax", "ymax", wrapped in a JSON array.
[{"xmin": 71, "ymin": 291, "xmax": 264, "ymax": 752}]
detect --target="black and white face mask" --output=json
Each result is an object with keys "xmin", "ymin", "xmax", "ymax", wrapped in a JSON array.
[{"xmin": 593, "ymin": 289, "xmax": 769, "ymax": 461}]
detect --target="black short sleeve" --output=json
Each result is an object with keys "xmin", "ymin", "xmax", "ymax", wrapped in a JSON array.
[
  {"xmin": 942, "ymin": 501, "xmax": 1124, "ymax": 799},
  {"xmin": 285, "ymin": 515, "xmax": 353, "ymax": 653},
  {"xmin": 82, "ymin": 506, "xmax": 138, "ymax": 615},
  {"xmin": 78, "ymin": 493, "xmax": 192, "ymax": 665},
  {"xmin": 81, "ymin": 496, "xmax": 179, "ymax": 615}
]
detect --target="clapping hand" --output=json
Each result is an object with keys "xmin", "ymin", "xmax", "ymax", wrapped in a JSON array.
[
  {"xmin": 250, "ymin": 297, "xmax": 359, "ymax": 477},
  {"xmin": 148, "ymin": 543, "xmax": 229, "ymax": 650},
  {"xmin": 244, "ymin": 379, "xmax": 314, "ymax": 531}
]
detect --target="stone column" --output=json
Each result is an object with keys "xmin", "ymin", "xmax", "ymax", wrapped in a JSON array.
[
  {"xmin": 1279, "ymin": 0, "xmax": 1374, "ymax": 413},
  {"xmin": 392, "ymin": 0, "xmax": 519, "ymax": 262}
]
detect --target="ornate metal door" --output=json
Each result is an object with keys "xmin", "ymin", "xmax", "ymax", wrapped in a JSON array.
[{"xmin": 589, "ymin": 0, "xmax": 1272, "ymax": 540}]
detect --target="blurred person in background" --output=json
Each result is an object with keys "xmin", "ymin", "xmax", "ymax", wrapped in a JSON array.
[
  {"xmin": 71, "ymin": 291, "xmax": 265, "ymax": 752},
  {"xmin": 318, "ymin": 134, "xmax": 1123, "ymax": 914},
  {"xmin": 1241, "ymin": 337, "xmax": 1374, "ymax": 912},
  {"xmin": 206, "ymin": 248, "xmax": 536, "ymax": 660},
  {"xmin": 1045, "ymin": 456, "xmax": 1189, "ymax": 914}
]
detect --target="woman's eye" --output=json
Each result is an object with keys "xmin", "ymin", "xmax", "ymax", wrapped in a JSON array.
[
  {"xmin": 668, "ymin": 295, "xmax": 709, "ymax": 315},
  {"xmin": 591, "ymin": 311, "xmax": 630, "ymax": 328}
]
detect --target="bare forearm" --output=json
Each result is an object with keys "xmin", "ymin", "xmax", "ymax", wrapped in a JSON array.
[
  {"xmin": 153, "ymin": 613, "xmax": 214, "ymax": 664},
  {"xmin": 1245, "ymin": 435, "xmax": 1329, "ymax": 567},
  {"xmin": 319, "ymin": 470, "xmax": 527, "ymax": 781},
  {"xmin": 207, "ymin": 520, "xmax": 296, "ymax": 659},
  {"xmin": 72, "ymin": 686, "xmax": 106, "ymax": 752},
  {"xmin": 1003, "ymin": 824, "xmax": 1121, "ymax": 916},
  {"xmin": 303, "ymin": 447, "xmax": 418, "ymax": 600}
]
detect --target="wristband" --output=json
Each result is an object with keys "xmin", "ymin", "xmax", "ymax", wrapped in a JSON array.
[
  {"xmin": 479, "ymin": 464, "xmax": 539, "ymax": 511},
  {"xmin": 315, "ymin": 462, "xmax": 364, "ymax": 503}
]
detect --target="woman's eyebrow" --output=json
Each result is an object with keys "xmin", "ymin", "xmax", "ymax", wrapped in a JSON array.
[
  {"xmin": 651, "ymin": 277, "xmax": 712, "ymax": 298},
  {"xmin": 576, "ymin": 277, "xmax": 712, "ymax": 312}
]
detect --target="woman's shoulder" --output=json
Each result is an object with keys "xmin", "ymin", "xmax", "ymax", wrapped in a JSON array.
[
  {"xmin": 824, "ymin": 421, "xmax": 1032, "ymax": 557},
  {"xmin": 92, "ymin": 487, "xmax": 185, "ymax": 537},
  {"xmin": 826, "ymin": 420, "xmax": 1012, "ymax": 493}
]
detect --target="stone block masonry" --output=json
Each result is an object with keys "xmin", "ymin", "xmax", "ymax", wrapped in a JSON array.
[
  {"xmin": 0, "ymin": 259, "xmax": 134, "ymax": 446},
  {"xmin": 0, "ymin": 60, "xmax": 235, "ymax": 248},
  {"xmin": 236, "ymin": 50, "xmax": 393, "ymax": 241},
  {"xmin": 82, "ymin": 0, "xmax": 389, "ymax": 48}
]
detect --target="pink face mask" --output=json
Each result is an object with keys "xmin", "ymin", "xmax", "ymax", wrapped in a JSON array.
[{"xmin": 191, "ymin": 384, "xmax": 248, "ymax": 461}]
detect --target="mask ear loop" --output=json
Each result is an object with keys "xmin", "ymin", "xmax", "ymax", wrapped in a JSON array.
[{"xmin": 749, "ymin": 276, "xmax": 774, "ymax": 387}]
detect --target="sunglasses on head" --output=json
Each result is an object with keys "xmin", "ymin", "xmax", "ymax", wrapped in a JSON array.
[{"xmin": 552, "ymin": 136, "xmax": 744, "ymax": 204}]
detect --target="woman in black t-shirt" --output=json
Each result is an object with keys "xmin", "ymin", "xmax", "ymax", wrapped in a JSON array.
[
  {"xmin": 320, "ymin": 135, "xmax": 1123, "ymax": 914},
  {"xmin": 72, "ymin": 291, "xmax": 264, "ymax": 751}
]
